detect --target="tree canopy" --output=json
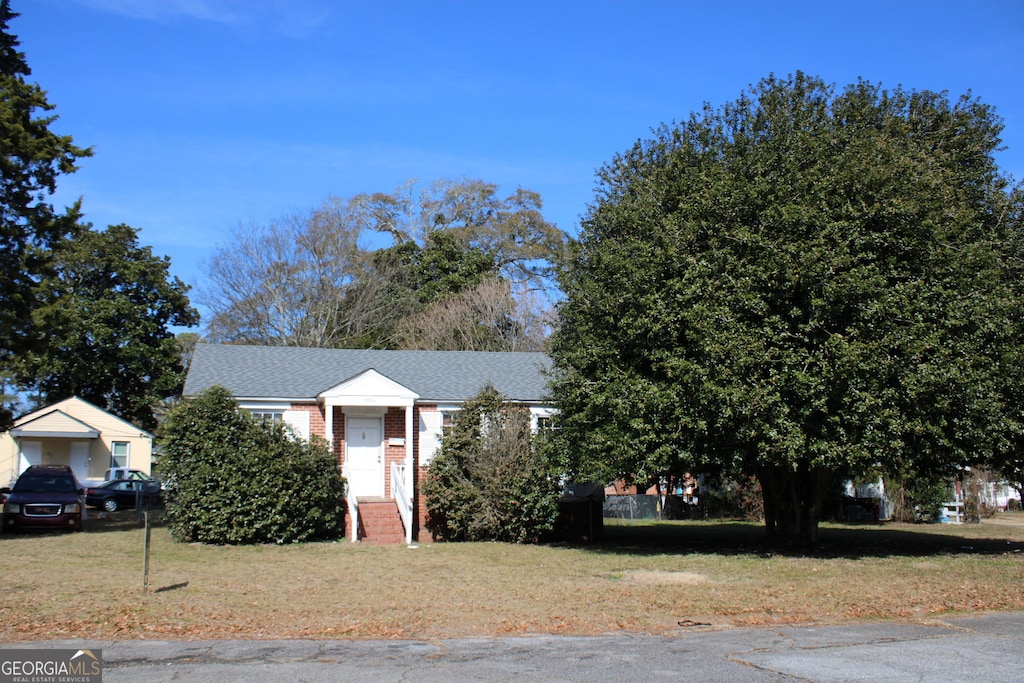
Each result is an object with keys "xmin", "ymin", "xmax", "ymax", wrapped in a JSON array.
[
  {"xmin": 351, "ymin": 179, "xmax": 565, "ymax": 292},
  {"xmin": 199, "ymin": 179, "xmax": 564, "ymax": 351},
  {"xmin": 13, "ymin": 223, "xmax": 199, "ymax": 432},
  {"xmin": 0, "ymin": 6, "xmax": 200, "ymax": 431},
  {"xmin": 0, "ymin": 0, "xmax": 91, "ymax": 393},
  {"xmin": 549, "ymin": 72, "xmax": 1023, "ymax": 545}
]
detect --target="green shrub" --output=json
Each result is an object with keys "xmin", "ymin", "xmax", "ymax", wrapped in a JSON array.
[
  {"xmin": 695, "ymin": 475, "xmax": 764, "ymax": 521},
  {"xmin": 423, "ymin": 385, "xmax": 560, "ymax": 543},
  {"xmin": 889, "ymin": 475, "xmax": 951, "ymax": 523},
  {"xmin": 158, "ymin": 386, "xmax": 345, "ymax": 544}
]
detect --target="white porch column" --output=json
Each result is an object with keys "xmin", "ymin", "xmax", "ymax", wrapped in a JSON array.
[
  {"xmin": 404, "ymin": 405, "xmax": 414, "ymax": 494},
  {"xmin": 324, "ymin": 400, "xmax": 335, "ymax": 454}
]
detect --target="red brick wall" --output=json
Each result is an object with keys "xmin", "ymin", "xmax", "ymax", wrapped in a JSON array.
[
  {"xmin": 415, "ymin": 465, "xmax": 431, "ymax": 540},
  {"xmin": 382, "ymin": 407, "xmax": 406, "ymax": 497},
  {"xmin": 414, "ymin": 405, "xmax": 438, "ymax": 540},
  {"xmin": 332, "ymin": 406, "xmax": 345, "ymax": 463}
]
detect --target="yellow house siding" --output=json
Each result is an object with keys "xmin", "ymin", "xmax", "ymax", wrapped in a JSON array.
[
  {"xmin": 0, "ymin": 433, "xmax": 20, "ymax": 486},
  {"xmin": 0, "ymin": 397, "xmax": 153, "ymax": 485},
  {"xmin": 15, "ymin": 411, "xmax": 98, "ymax": 436}
]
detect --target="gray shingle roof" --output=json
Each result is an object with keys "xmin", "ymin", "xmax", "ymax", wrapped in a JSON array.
[{"xmin": 183, "ymin": 344, "xmax": 553, "ymax": 403}]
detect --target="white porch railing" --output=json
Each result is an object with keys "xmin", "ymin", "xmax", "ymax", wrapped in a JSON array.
[
  {"xmin": 941, "ymin": 500, "xmax": 964, "ymax": 524},
  {"xmin": 391, "ymin": 461, "xmax": 412, "ymax": 545},
  {"xmin": 341, "ymin": 463, "xmax": 359, "ymax": 542}
]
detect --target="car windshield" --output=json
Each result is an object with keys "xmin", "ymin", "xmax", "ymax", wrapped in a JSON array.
[{"xmin": 14, "ymin": 475, "xmax": 77, "ymax": 493}]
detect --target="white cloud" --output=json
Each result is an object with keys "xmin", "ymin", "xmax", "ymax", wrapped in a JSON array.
[
  {"xmin": 74, "ymin": 0, "xmax": 248, "ymax": 22},
  {"xmin": 71, "ymin": 0, "xmax": 330, "ymax": 36}
]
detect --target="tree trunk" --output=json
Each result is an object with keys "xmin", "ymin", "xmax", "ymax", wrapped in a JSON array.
[{"xmin": 757, "ymin": 462, "xmax": 829, "ymax": 547}]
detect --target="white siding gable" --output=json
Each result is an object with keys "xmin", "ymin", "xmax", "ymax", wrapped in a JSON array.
[
  {"xmin": 419, "ymin": 411, "xmax": 444, "ymax": 465},
  {"xmin": 319, "ymin": 369, "xmax": 418, "ymax": 407},
  {"xmin": 237, "ymin": 401, "xmax": 312, "ymax": 441},
  {"xmin": 283, "ymin": 410, "xmax": 311, "ymax": 440}
]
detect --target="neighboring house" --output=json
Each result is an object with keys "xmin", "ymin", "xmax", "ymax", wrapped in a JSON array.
[
  {"xmin": 183, "ymin": 343, "xmax": 554, "ymax": 544},
  {"xmin": 0, "ymin": 397, "xmax": 154, "ymax": 487}
]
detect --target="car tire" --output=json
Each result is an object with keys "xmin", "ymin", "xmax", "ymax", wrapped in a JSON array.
[{"xmin": 103, "ymin": 498, "xmax": 119, "ymax": 512}]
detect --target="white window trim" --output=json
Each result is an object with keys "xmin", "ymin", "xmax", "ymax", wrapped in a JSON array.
[{"xmin": 111, "ymin": 441, "xmax": 130, "ymax": 468}]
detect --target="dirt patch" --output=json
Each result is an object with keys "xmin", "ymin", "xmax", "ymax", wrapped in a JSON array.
[{"xmin": 912, "ymin": 561, "xmax": 941, "ymax": 571}]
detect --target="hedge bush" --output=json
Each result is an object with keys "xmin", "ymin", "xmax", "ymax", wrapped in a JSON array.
[
  {"xmin": 158, "ymin": 386, "xmax": 345, "ymax": 544},
  {"xmin": 423, "ymin": 385, "xmax": 560, "ymax": 543}
]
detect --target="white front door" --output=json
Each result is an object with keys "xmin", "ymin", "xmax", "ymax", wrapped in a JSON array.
[
  {"xmin": 19, "ymin": 441, "xmax": 41, "ymax": 472},
  {"xmin": 69, "ymin": 441, "xmax": 90, "ymax": 483},
  {"xmin": 346, "ymin": 417, "xmax": 384, "ymax": 498}
]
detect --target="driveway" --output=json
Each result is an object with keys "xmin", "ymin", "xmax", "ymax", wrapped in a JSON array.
[{"xmin": 27, "ymin": 611, "xmax": 1024, "ymax": 682}]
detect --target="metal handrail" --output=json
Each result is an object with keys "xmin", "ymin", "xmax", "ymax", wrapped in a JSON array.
[{"xmin": 391, "ymin": 461, "xmax": 412, "ymax": 544}]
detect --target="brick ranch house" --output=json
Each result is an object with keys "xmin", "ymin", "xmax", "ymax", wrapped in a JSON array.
[{"xmin": 183, "ymin": 343, "xmax": 554, "ymax": 544}]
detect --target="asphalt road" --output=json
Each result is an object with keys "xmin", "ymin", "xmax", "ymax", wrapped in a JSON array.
[{"xmin": 20, "ymin": 611, "xmax": 1023, "ymax": 682}]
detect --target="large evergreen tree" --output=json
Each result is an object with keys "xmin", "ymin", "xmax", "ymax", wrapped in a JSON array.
[
  {"xmin": 14, "ymin": 223, "xmax": 199, "ymax": 431},
  {"xmin": 0, "ymin": 0, "xmax": 91, "ymax": 391},
  {"xmin": 550, "ymin": 73, "xmax": 1022, "ymax": 545}
]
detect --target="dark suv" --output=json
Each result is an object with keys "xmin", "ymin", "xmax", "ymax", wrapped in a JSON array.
[{"xmin": 3, "ymin": 465, "xmax": 84, "ymax": 532}]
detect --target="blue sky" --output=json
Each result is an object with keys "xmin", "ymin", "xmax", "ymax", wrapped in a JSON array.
[{"xmin": 11, "ymin": 0, "xmax": 1024, "ymax": 322}]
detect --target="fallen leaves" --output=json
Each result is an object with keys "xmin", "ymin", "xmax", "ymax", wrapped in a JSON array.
[{"xmin": 1, "ymin": 518, "xmax": 1022, "ymax": 641}]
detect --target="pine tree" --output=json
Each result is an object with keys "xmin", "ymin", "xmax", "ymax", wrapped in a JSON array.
[{"xmin": 0, "ymin": 0, "xmax": 91, "ymax": 414}]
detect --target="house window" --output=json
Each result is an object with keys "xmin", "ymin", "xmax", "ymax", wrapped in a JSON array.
[
  {"xmin": 249, "ymin": 410, "xmax": 284, "ymax": 422},
  {"xmin": 110, "ymin": 441, "xmax": 129, "ymax": 468},
  {"xmin": 441, "ymin": 410, "xmax": 455, "ymax": 438}
]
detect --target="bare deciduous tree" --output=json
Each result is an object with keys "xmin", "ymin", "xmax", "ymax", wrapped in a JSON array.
[
  {"xmin": 397, "ymin": 278, "xmax": 552, "ymax": 352},
  {"xmin": 200, "ymin": 196, "xmax": 367, "ymax": 347},
  {"xmin": 199, "ymin": 180, "xmax": 566, "ymax": 350}
]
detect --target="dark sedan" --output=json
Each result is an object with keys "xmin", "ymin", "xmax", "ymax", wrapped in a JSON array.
[{"xmin": 85, "ymin": 479, "xmax": 162, "ymax": 512}]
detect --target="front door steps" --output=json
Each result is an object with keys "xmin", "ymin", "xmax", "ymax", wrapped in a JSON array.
[{"xmin": 356, "ymin": 498, "xmax": 405, "ymax": 545}]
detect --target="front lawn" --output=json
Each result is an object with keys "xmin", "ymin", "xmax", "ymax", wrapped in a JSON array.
[{"xmin": 1, "ymin": 512, "xmax": 1021, "ymax": 640}]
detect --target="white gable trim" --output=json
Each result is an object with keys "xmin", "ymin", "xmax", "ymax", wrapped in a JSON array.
[
  {"xmin": 11, "ymin": 410, "xmax": 101, "ymax": 439},
  {"xmin": 238, "ymin": 401, "xmax": 292, "ymax": 411},
  {"xmin": 318, "ymin": 369, "xmax": 419, "ymax": 408}
]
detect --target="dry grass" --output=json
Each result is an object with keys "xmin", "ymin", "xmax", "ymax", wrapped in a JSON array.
[{"xmin": 1, "ymin": 512, "xmax": 1022, "ymax": 641}]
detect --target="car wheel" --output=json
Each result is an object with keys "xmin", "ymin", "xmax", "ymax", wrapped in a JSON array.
[{"xmin": 103, "ymin": 498, "xmax": 119, "ymax": 512}]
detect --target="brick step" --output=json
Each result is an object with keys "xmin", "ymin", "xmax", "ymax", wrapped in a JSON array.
[
  {"xmin": 359, "ymin": 509, "xmax": 400, "ymax": 518},
  {"xmin": 361, "ymin": 520, "xmax": 404, "ymax": 531},
  {"xmin": 358, "ymin": 501, "xmax": 396, "ymax": 511},
  {"xmin": 359, "ymin": 515, "xmax": 403, "ymax": 525},
  {"xmin": 356, "ymin": 501, "xmax": 405, "ymax": 545}
]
